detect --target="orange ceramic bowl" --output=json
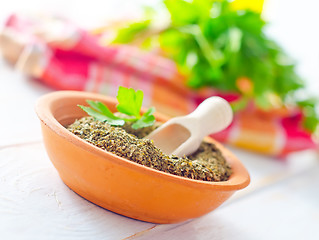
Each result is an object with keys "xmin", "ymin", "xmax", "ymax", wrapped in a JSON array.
[{"xmin": 35, "ymin": 91, "xmax": 250, "ymax": 224}]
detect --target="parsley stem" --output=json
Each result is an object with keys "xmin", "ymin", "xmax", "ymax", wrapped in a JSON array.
[{"xmin": 122, "ymin": 117, "xmax": 139, "ymax": 122}]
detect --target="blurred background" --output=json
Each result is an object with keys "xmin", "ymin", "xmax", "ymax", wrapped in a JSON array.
[
  {"xmin": 1, "ymin": 0, "xmax": 319, "ymax": 156},
  {"xmin": 0, "ymin": 0, "xmax": 318, "ymax": 88}
]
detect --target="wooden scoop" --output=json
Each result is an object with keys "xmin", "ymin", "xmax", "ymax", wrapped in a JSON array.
[{"xmin": 146, "ymin": 97, "xmax": 233, "ymax": 157}]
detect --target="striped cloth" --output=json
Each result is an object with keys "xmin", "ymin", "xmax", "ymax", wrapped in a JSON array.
[{"xmin": 0, "ymin": 13, "xmax": 316, "ymax": 157}]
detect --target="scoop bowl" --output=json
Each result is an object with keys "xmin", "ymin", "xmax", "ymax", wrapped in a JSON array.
[{"xmin": 35, "ymin": 90, "xmax": 250, "ymax": 224}]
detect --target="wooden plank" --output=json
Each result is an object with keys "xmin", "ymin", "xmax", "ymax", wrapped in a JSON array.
[
  {"xmin": 3, "ymin": 135, "xmax": 316, "ymax": 239},
  {"xmin": 224, "ymin": 147, "xmax": 319, "ymax": 202},
  {"xmin": 0, "ymin": 143, "xmax": 154, "ymax": 239},
  {"xmin": 127, "ymin": 161, "xmax": 319, "ymax": 240},
  {"xmin": 0, "ymin": 59, "xmax": 51, "ymax": 147}
]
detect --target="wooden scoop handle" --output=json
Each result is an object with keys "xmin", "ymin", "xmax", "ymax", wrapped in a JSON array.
[{"xmin": 187, "ymin": 96, "xmax": 233, "ymax": 138}]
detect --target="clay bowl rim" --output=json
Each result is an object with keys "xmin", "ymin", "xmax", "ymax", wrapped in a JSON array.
[{"xmin": 36, "ymin": 90, "xmax": 250, "ymax": 191}]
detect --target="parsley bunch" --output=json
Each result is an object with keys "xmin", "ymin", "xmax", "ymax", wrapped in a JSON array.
[
  {"xmin": 112, "ymin": 0, "xmax": 319, "ymax": 133},
  {"xmin": 79, "ymin": 87, "xmax": 155, "ymax": 129}
]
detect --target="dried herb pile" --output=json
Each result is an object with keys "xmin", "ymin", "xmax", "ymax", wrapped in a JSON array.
[{"xmin": 67, "ymin": 117, "xmax": 232, "ymax": 182}]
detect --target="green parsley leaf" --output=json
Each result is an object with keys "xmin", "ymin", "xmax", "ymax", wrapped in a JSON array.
[
  {"xmin": 86, "ymin": 100, "xmax": 120, "ymax": 120},
  {"xmin": 132, "ymin": 107, "xmax": 156, "ymax": 129},
  {"xmin": 231, "ymin": 97, "xmax": 249, "ymax": 112},
  {"xmin": 297, "ymin": 98, "xmax": 319, "ymax": 132},
  {"xmin": 113, "ymin": 20, "xmax": 151, "ymax": 44},
  {"xmin": 78, "ymin": 104, "xmax": 125, "ymax": 126},
  {"xmin": 78, "ymin": 86, "xmax": 156, "ymax": 129},
  {"xmin": 116, "ymin": 86, "xmax": 144, "ymax": 117}
]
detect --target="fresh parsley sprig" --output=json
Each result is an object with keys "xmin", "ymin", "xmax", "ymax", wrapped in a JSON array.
[
  {"xmin": 78, "ymin": 86, "xmax": 156, "ymax": 129},
  {"xmin": 111, "ymin": 0, "xmax": 319, "ymax": 133}
]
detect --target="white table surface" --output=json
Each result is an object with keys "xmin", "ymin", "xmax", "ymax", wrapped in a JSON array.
[{"xmin": 1, "ymin": 0, "xmax": 319, "ymax": 239}]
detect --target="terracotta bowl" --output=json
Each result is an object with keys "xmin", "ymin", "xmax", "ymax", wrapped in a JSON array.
[{"xmin": 35, "ymin": 90, "xmax": 250, "ymax": 224}]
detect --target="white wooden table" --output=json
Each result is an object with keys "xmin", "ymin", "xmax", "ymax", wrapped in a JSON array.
[{"xmin": 1, "ymin": 0, "xmax": 319, "ymax": 239}]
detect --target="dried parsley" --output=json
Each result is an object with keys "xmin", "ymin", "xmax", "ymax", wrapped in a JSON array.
[{"xmin": 67, "ymin": 117, "xmax": 232, "ymax": 182}]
